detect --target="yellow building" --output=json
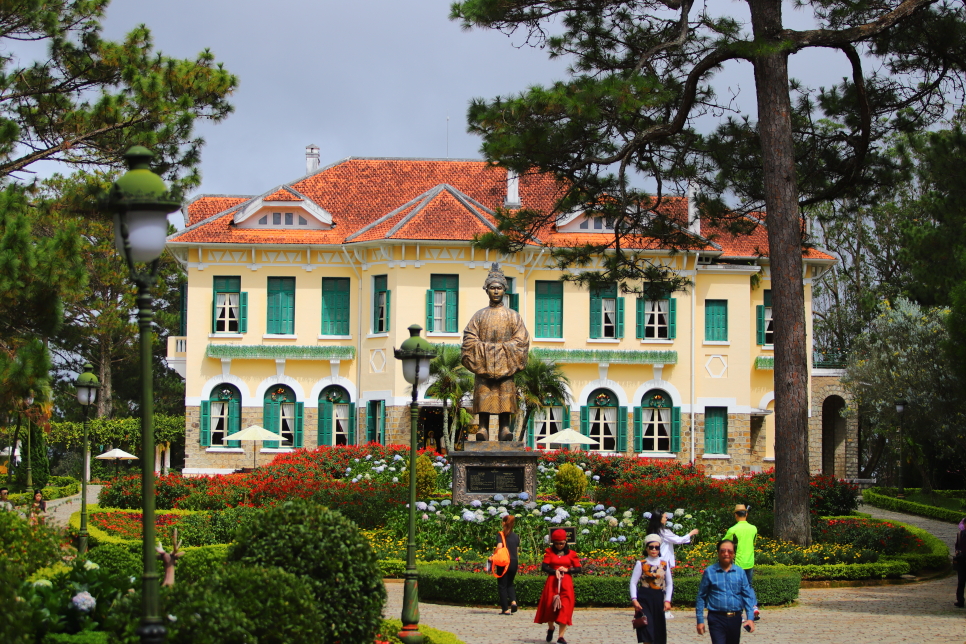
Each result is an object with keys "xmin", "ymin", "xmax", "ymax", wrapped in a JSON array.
[{"xmin": 166, "ymin": 150, "xmax": 856, "ymax": 478}]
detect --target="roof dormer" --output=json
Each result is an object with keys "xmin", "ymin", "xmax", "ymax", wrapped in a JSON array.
[
  {"xmin": 233, "ymin": 186, "xmax": 333, "ymax": 230},
  {"xmin": 555, "ymin": 211, "xmax": 615, "ymax": 233}
]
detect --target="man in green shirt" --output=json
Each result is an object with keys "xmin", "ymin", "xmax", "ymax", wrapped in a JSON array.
[{"xmin": 724, "ymin": 504, "xmax": 760, "ymax": 619}]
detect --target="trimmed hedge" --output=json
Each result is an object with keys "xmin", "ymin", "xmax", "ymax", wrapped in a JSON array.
[
  {"xmin": 43, "ymin": 633, "xmax": 110, "ymax": 644},
  {"xmin": 416, "ymin": 564, "xmax": 799, "ymax": 606},
  {"xmin": 758, "ymin": 561, "xmax": 910, "ymax": 580},
  {"xmin": 379, "ymin": 618, "xmax": 466, "ymax": 644},
  {"xmin": 68, "ymin": 506, "xmax": 201, "ymax": 549},
  {"xmin": 885, "ymin": 521, "xmax": 950, "ymax": 570},
  {"xmin": 863, "ymin": 488, "xmax": 964, "ymax": 524},
  {"xmin": 9, "ymin": 476, "xmax": 80, "ymax": 506}
]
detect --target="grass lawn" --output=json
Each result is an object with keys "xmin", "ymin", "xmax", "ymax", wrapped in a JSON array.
[{"xmin": 904, "ymin": 492, "xmax": 964, "ymax": 512}]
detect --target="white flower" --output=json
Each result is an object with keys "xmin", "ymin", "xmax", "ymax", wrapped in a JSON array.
[
  {"xmin": 168, "ymin": 614, "xmax": 178, "ymax": 622},
  {"xmin": 643, "ymin": 511, "xmax": 652, "ymax": 519},
  {"xmin": 415, "ymin": 502, "xmax": 428, "ymax": 511},
  {"xmin": 388, "ymin": 467, "xmax": 396, "ymax": 472},
  {"xmin": 541, "ymin": 504, "xmax": 554, "ymax": 513},
  {"xmin": 488, "ymin": 506, "xmax": 498, "ymax": 516},
  {"xmin": 364, "ymin": 474, "xmax": 371, "ymax": 480},
  {"xmin": 592, "ymin": 475, "xmax": 600, "ymax": 481},
  {"xmin": 493, "ymin": 494, "xmax": 505, "ymax": 502},
  {"xmin": 365, "ymin": 455, "xmax": 372, "ymax": 460},
  {"xmin": 584, "ymin": 469, "xmax": 592, "ymax": 476},
  {"xmin": 532, "ymin": 509, "xmax": 542, "ymax": 516},
  {"xmin": 471, "ymin": 500, "xmax": 483, "ymax": 508},
  {"xmin": 354, "ymin": 458, "xmax": 360, "ymax": 462},
  {"xmin": 623, "ymin": 510, "xmax": 632, "ymax": 518},
  {"xmin": 394, "ymin": 454, "xmax": 404, "ymax": 461},
  {"xmin": 609, "ymin": 537, "xmax": 618, "ymax": 542},
  {"xmin": 433, "ymin": 462, "xmax": 443, "ymax": 468},
  {"xmin": 392, "ymin": 477, "xmax": 399, "ymax": 483},
  {"xmin": 579, "ymin": 517, "xmax": 589, "ymax": 525},
  {"xmin": 71, "ymin": 591, "xmax": 96, "ymax": 613},
  {"xmin": 607, "ymin": 517, "xmax": 619, "ymax": 527},
  {"xmin": 674, "ymin": 508, "xmax": 685, "ymax": 517},
  {"xmin": 594, "ymin": 504, "xmax": 605, "ymax": 511},
  {"xmin": 441, "ymin": 499, "xmax": 451, "ymax": 506},
  {"xmin": 551, "ymin": 516, "xmax": 563, "ymax": 524},
  {"xmin": 498, "ymin": 506, "xmax": 507, "ymax": 513},
  {"xmin": 607, "ymin": 506, "xmax": 617, "ymax": 514},
  {"xmin": 83, "ymin": 560, "xmax": 100, "ymax": 571},
  {"xmin": 581, "ymin": 529, "xmax": 590, "ymax": 535},
  {"xmin": 462, "ymin": 511, "xmax": 476, "ymax": 521},
  {"xmin": 33, "ymin": 579, "xmax": 52, "ymax": 588},
  {"xmin": 345, "ymin": 467, "xmax": 352, "ymax": 473},
  {"xmin": 617, "ymin": 535, "xmax": 627, "ymax": 542}
]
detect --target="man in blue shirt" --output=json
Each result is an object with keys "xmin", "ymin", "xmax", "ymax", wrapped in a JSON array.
[{"xmin": 695, "ymin": 540, "xmax": 757, "ymax": 643}]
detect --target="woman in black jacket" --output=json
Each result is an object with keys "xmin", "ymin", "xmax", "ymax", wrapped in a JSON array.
[{"xmin": 491, "ymin": 514, "xmax": 520, "ymax": 615}]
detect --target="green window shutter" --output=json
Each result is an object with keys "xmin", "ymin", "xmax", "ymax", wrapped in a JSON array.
[
  {"xmin": 633, "ymin": 407, "xmax": 643, "ymax": 452},
  {"xmin": 668, "ymin": 298, "xmax": 676, "ymax": 339},
  {"xmin": 179, "ymin": 283, "xmax": 188, "ymax": 336},
  {"xmin": 589, "ymin": 292, "xmax": 602, "ymax": 339},
  {"xmin": 294, "ymin": 402, "xmax": 304, "ymax": 448},
  {"xmin": 535, "ymin": 281, "xmax": 563, "ymax": 338},
  {"xmin": 322, "ymin": 278, "xmax": 350, "ymax": 335},
  {"xmin": 348, "ymin": 403, "xmax": 357, "ymax": 445},
  {"xmin": 579, "ymin": 406, "xmax": 589, "ymax": 451},
  {"xmin": 211, "ymin": 296, "xmax": 217, "ymax": 333},
  {"xmin": 635, "ymin": 298, "xmax": 645, "ymax": 339},
  {"xmin": 763, "ymin": 289, "xmax": 772, "ymax": 306},
  {"xmin": 227, "ymin": 397, "xmax": 241, "ymax": 448},
  {"xmin": 670, "ymin": 406, "xmax": 682, "ymax": 452},
  {"xmin": 756, "ymin": 305, "xmax": 766, "ymax": 345},
  {"xmin": 508, "ymin": 293, "xmax": 519, "ymax": 312},
  {"xmin": 617, "ymin": 406, "xmax": 628, "ymax": 452},
  {"xmin": 263, "ymin": 401, "xmax": 279, "ymax": 449},
  {"xmin": 425, "ymin": 290, "xmax": 434, "ymax": 332},
  {"xmin": 445, "ymin": 288, "xmax": 458, "ymax": 332},
  {"xmin": 239, "ymin": 292, "xmax": 248, "ymax": 333},
  {"xmin": 704, "ymin": 407, "xmax": 727, "ymax": 454},
  {"xmin": 616, "ymin": 297, "xmax": 625, "ymax": 338},
  {"xmin": 200, "ymin": 400, "xmax": 211, "ymax": 447},
  {"xmin": 384, "ymin": 290, "xmax": 391, "ymax": 332},
  {"xmin": 562, "ymin": 407, "xmax": 571, "ymax": 430},
  {"xmin": 378, "ymin": 401, "xmax": 386, "ymax": 444},
  {"xmin": 526, "ymin": 413, "xmax": 535, "ymax": 449},
  {"xmin": 366, "ymin": 402, "xmax": 375, "ymax": 443},
  {"xmin": 319, "ymin": 401, "xmax": 333, "ymax": 446},
  {"xmin": 705, "ymin": 300, "xmax": 728, "ymax": 341},
  {"xmin": 282, "ymin": 279, "xmax": 295, "ymax": 334}
]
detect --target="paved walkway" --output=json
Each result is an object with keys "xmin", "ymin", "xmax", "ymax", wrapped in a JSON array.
[
  {"xmin": 385, "ymin": 506, "xmax": 965, "ymax": 643},
  {"xmin": 44, "ymin": 485, "xmax": 102, "ymax": 526}
]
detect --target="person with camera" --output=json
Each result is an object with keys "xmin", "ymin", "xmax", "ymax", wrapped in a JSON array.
[{"xmin": 695, "ymin": 540, "xmax": 757, "ymax": 643}]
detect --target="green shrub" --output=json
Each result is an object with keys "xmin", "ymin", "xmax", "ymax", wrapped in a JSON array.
[
  {"xmin": 416, "ymin": 563, "xmax": 799, "ymax": 606},
  {"xmin": 177, "ymin": 544, "xmax": 230, "ymax": 585},
  {"xmin": 380, "ymin": 558, "xmax": 406, "ymax": 578},
  {"xmin": 175, "ymin": 506, "xmax": 259, "ymax": 546},
  {"xmin": 416, "ymin": 454, "xmax": 438, "ymax": 498},
  {"xmin": 379, "ymin": 618, "xmax": 467, "ymax": 644},
  {"xmin": 555, "ymin": 463, "xmax": 587, "ymax": 506},
  {"xmin": 757, "ymin": 561, "xmax": 910, "ymax": 580},
  {"xmin": 43, "ymin": 632, "xmax": 110, "ymax": 644},
  {"xmin": 0, "ymin": 511, "xmax": 64, "ymax": 578},
  {"xmin": 86, "ymin": 543, "xmax": 140, "ymax": 582},
  {"xmin": 15, "ymin": 423, "xmax": 50, "ymax": 489},
  {"xmin": 0, "ymin": 560, "xmax": 34, "ymax": 644},
  {"xmin": 863, "ymin": 487, "xmax": 964, "ymax": 523},
  {"xmin": 228, "ymin": 499, "xmax": 386, "ymax": 644},
  {"xmin": 107, "ymin": 563, "xmax": 324, "ymax": 644}
]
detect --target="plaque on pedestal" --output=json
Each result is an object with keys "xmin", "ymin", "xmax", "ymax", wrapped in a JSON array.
[{"xmin": 448, "ymin": 441, "xmax": 538, "ymax": 505}]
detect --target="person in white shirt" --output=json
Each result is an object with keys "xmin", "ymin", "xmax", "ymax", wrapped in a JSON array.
[
  {"xmin": 646, "ymin": 509, "xmax": 699, "ymax": 568},
  {"xmin": 630, "ymin": 534, "xmax": 673, "ymax": 644}
]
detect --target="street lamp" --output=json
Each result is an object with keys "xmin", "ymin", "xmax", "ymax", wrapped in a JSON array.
[
  {"xmin": 393, "ymin": 324, "xmax": 435, "ymax": 644},
  {"xmin": 106, "ymin": 146, "xmax": 180, "ymax": 644},
  {"xmin": 895, "ymin": 399, "xmax": 907, "ymax": 499},
  {"xmin": 74, "ymin": 364, "xmax": 100, "ymax": 555},
  {"xmin": 24, "ymin": 393, "xmax": 34, "ymax": 490}
]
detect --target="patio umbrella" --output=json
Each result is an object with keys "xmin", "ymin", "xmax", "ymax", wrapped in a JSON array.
[
  {"xmin": 536, "ymin": 428, "xmax": 600, "ymax": 449},
  {"xmin": 95, "ymin": 448, "xmax": 138, "ymax": 479},
  {"xmin": 224, "ymin": 425, "xmax": 282, "ymax": 469}
]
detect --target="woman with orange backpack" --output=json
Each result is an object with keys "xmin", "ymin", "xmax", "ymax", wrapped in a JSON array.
[{"xmin": 490, "ymin": 514, "xmax": 520, "ymax": 615}]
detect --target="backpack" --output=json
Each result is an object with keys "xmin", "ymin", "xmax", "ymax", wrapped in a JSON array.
[{"xmin": 492, "ymin": 532, "xmax": 511, "ymax": 576}]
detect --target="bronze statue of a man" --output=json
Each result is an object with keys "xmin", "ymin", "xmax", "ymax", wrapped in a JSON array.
[{"xmin": 461, "ymin": 263, "xmax": 530, "ymax": 441}]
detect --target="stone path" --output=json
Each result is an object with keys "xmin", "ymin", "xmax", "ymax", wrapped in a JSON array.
[
  {"xmin": 385, "ymin": 506, "xmax": 966, "ymax": 643},
  {"xmin": 44, "ymin": 485, "xmax": 102, "ymax": 527}
]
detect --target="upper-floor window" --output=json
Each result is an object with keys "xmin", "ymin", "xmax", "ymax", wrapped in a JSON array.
[
  {"xmin": 257, "ymin": 212, "xmax": 309, "ymax": 226},
  {"xmin": 578, "ymin": 217, "xmax": 614, "ymax": 231},
  {"xmin": 704, "ymin": 299, "xmax": 728, "ymax": 342},
  {"xmin": 321, "ymin": 277, "xmax": 350, "ymax": 336},
  {"xmin": 502, "ymin": 277, "xmax": 519, "ymax": 311},
  {"xmin": 373, "ymin": 275, "xmax": 391, "ymax": 333},
  {"xmin": 757, "ymin": 290, "xmax": 773, "ymax": 346},
  {"xmin": 590, "ymin": 283, "xmax": 624, "ymax": 339},
  {"xmin": 534, "ymin": 281, "xmax": 563, "ymax": 338},
  {"xmin": 636, "ymin": 295, "xmax": 676, "ymax": 340},
  {"xmin": 212, "ymin": 276, "xmax": 247, "ymax": 334},
  {"xmin": 267, "ymin": 277, "xmax": 295, "ymax": 335},
  {"xmin": 426, "ymin": 274, "xmax": 459, "ymax": 333}
]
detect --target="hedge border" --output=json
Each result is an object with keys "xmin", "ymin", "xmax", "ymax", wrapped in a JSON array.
[
  {"xmin": 862, "ymin": 488, "xmax": 964, "ymax": 524},
  {"xmin": 415, "ymin": 563, "xmax": 800, "ymax": 607},
  {"xmin": 379, "ymin": 618, "xmax": 466, "ymax": 644},
  {"xmin": 9, "ymin": 477, "xmax": 80, "ymax": 506},
  {"xmin": 814, "ymin": 515, "xmax": 950, "ymax": 575},
  {"xmin": 68, "ymin": 506, "xmax": 204, "ymax": 549}
]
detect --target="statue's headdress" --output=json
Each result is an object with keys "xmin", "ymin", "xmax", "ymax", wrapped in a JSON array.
[{"xmin": 483, "ymin": 263, "xmax": 508, "ymax": 290}]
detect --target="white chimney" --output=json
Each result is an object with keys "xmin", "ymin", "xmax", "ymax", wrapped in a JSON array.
[
  {"xmin": 305, "ymin": 144, "xmax": 320, "ymax": 174},
  {"xmin": 505, "ymin": 169, "xmax": 520, "ymax": 208},
  {"xmin": 687, "ymin": 181, "xmax": 701, "ymax": 236}
]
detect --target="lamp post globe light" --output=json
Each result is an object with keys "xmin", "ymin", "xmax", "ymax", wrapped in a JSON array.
[
  {"xmin": 392, "ymin": 324, "xmax": 435, "ymax": 644},
  {"xmin": 24, "ymin": 392, "xmax": 34, "ymax": 490},
  {"xmin": 74, "ymin": 364, "xmax": 100, "ymax": 555},
  {"xmin": 106, "ymin": 146, "xmax": 181, "ymax": 644},
  {"xmin": 895, "ymin": 399, "xmax": 907, "ymax": 499}
]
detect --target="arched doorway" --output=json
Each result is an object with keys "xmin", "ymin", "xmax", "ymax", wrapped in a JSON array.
[{"xmin": 821, "ymin": 396, "xmax": 847, "ymax": 477}]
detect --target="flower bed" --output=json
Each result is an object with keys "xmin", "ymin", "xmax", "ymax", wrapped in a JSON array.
[{"xmin": 863, "ymin": 487, "xmax": 965, "ymax": 524}]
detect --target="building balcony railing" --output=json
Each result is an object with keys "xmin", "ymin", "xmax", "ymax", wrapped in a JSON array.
[{"xmin": 166, "ymin": 336, "xmax": 187, "ymax": 379}]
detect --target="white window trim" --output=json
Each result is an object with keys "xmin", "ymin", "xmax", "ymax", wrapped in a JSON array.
[
  {"xmin": 641, "ymin": 339, "xmax": 674, "ymax": 344},
  {"xmin": 587, "ymin": 338, "xmax": 621, "ymax": 344},
  {"xmin": 636, "ymin": 452, "xmax": 677, "ymax": 459},
  {"xmin": 205, "ymin": 447, "xmax": 244, "ymax": 453},
  {"xmin": 702, "ymin": 453, "xmax": 731, "ymax": 459},
  {"xmin": 427, "ymin": 332, "xmax": 461, "ymax": 338},
  {"xmin": 209, "ymin": 333, "xmax": 244, "ymax": 339},
  {"xmin": 703, "ymin": 341, "xmax": 730, "ymax": 346},
  {"xmin": 763, "ymin": 456, "xmax": 775, "ymax": 462},
  {"xmin": 263, "ymin": 334, "xmax": 298, "ymax": 340},
  {"xmin": 318, "ymin": 334, "xmax": 352, "ymax": 340},
  {"xmin": 533, "ymin": 337, "xmax": 566, "ymax": 343},
  {"xmin": 260, "ymin": 447, "xmax": 295, "ymax": 454},
  {"xmin": 366, "ymin": 332, "xmax": 389, "ymax": 339},
  {"xmin": 761, "ymin": 345, "xmax": 774, "ymax": 351}
]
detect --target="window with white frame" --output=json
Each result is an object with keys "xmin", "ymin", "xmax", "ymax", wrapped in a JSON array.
[
  {"xmin": 763, "ymin": 307, "xmax": 774, "ymax": 345},
  {"xmin": 334, "ymin": 403, "xmax": 350, "ymax": 446},
  {"xmin": 278, "ymin": 402, "xmax": 296, "ymax": 447},
  {"xmin": 534, "ymin": 406, "xmax": 564, "ymax": 445},
  {"xmin": 215, "ymin": 293, "xmax": 239, "ymax": 332},
  {"xmin": 210, "ymin": 400, "xmax": 230, "ymax": 446},
  {"xmin": 641, "ymin": 407, "xmax": 671, "ymax": 452},
  {"xmin": 602, "ymin": 298, "xmax": 617, "ymax": 338},
  {"xmin": 589, "ymin": 406, "xmax": 617, "ymax": 451},
  {"xmin": 642, "ymin": 300, "xmax": 669, "ymax": 339}
]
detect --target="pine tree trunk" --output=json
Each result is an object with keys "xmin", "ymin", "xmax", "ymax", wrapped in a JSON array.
[
  {"xmin": 750, "ymin": 0, "xmax": 812, "ymax": 545},
  {"xmin": 97, "ymin": 341, "xmax": 113, "ymax": 418}
]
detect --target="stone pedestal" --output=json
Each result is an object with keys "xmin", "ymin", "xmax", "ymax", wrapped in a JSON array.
[{"xmin": 449, "ymin": 441, "xmax": 538, "ymax": 505}]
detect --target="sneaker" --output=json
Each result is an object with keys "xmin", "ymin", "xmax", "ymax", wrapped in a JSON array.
[
  {"xmin": 664, "ymin": 610, "xmax": 674, "ymax": 619},
  {"xmin": 754, "ymin": 607, "xmax": 761, "ymax": 621}
]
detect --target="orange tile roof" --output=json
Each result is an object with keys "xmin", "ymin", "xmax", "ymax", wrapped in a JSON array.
[{"xmin": 170, "ymin": 158, "xmax": 834, "ymax": 261}]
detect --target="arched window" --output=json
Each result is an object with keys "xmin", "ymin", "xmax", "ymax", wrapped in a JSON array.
[
  {"xmin": 201, "ymin": 384, "xmax": 241, "ymax": 448},
  {"xmin": 632, "ymin": 389, "xmax": 680, "ymax": 453},
  {"xmin": 526, "ymin": 398, "xmax": 570, "ymax": 449},
  {"xmin": 262, "ymin": 385, "xmax": 303, "ymax": 449},
  {"xmin": 579, "ymin": 388, "xmax": 626, "ymax": 452},
  {"xmin": 319, "ymin": 386, "xmax": 355, "ymax": 446}
]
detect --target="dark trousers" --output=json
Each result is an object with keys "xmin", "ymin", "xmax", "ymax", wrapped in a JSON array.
[
  {"xmin": 496, "ymin": 564, "xmax": 518, "ymax": 612},
  {"xmin": 743, "ymin": 568, "xmax": 754, "ymax": 585},
  {"xmin": 956, "ymin": 563, "xmax": 965, "ymax": 605},
  {"xmin": 708, "ymin": 611, "xmax": 743, "ymax": 644}
]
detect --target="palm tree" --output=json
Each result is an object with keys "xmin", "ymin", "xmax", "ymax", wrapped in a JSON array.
[
  {"xmin": 514, "ymin": 356, "xmax": 572, "ymax": 443},
  {"xmin": 426, "ymin": 345, "xmax": 474, "ymax": 452}
]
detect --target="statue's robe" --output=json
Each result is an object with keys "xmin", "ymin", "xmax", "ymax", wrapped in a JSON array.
[{"xmin": 460, "ymin": 304, "xmax": 530, "ymax": 414}]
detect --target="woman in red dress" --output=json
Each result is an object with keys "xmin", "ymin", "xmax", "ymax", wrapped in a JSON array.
[{"xmin": 534, "ymin": 528, "xmax": 582, "ymax": 644}]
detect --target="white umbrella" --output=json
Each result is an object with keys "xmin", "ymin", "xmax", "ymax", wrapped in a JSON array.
[
  {"xmin": 536, "ymin": 428, "xmax": 599, "ymax": 449},
  {"xmin": 95, "ymin": 448, "xmax": 138, "ymax": 478},
  {"xmin": 224, "ymin": 425, "xmax": 282, "ymax": 469}
]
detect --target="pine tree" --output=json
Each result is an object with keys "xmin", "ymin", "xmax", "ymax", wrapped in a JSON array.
[{"xmin": 451, "ymin": 0, "xmax": 965, "ymax": 544}]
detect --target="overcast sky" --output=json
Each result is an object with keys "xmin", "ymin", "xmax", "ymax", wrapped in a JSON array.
[{"xmin": 92, "ymin": 0, "xmax": 846, "ymax": 218}]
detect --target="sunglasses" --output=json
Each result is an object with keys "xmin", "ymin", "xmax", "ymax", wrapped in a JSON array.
[{"xmin": 646, "ymin": 545, "xmax": 661, "ymax": 550}]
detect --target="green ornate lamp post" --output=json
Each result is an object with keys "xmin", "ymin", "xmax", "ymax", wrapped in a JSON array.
[
  {"xmin": 24, "ymin": 392, "xmax": 34, "ymax": 490},
  {"xmin": 393, "ymin": 325, "xmax": 435, "ymax": 644},
  {"xmin": 106, "ymin": 146, "xmax": 181, "ymax": 644},
  {"xmin": 895, "ymin": 399, "xmax": 907, "ymax": 499},
  {"xmin": 74, "ymin": 364, "xmax": 100, "ymax": 555}
]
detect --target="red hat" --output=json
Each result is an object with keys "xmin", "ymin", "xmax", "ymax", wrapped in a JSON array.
[{"xmin": 551, "ymin": 529, "xmax": 568, "ymax": 542}]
